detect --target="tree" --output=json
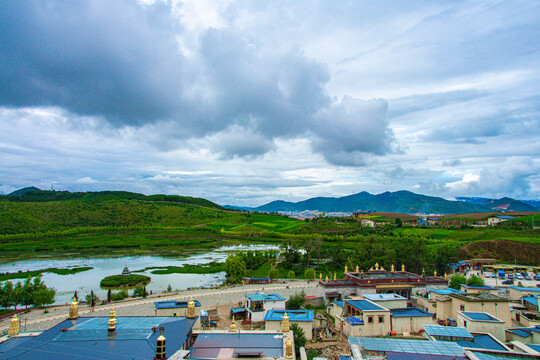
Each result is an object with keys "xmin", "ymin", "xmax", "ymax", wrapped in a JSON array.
[
  {"xmin": 134, "ymin": 286, "xmax": 148, "ymax": 298},
  {"xmin": 166, "ymin": 284, "xmax": 172, "ymax": 292},
  {"xmin": 268, "ymin": 269, "xmax": 279, "ymax": 279},
  {"xmin": 432, "ymin": 243, "xmax": 458, "ymax": 274},
  {"xmin": 286, "ymin": 291, "xmax": 306, "ymax": 310},
  {"xmin": 224, "ymin": 254, "xmax": 246, "ymax": 283},
  {"xmin": 33, "ymin": 287, "xmax": 56, "ymax": 307},
  {"xmin": 0, "ymin": 281, "xmax": 15, "ymax": 309},
  {"xmin": 287, "ymin": 270, "xmax": 295, "ymax": 279},
  {"xmin": 449, "ymin": 275, "xmax": 467, "ymax": 290},
  {"xmin": 395, "ymin": 218, "xmax": 403, "ymax": 227},
  {"xmin": 86, "ymin": 290, "xmax": 99, "ymax": 308},
  {"xmin": 304, "ymin": 269, "xmax": 316, "ymax": 280},
  {"xmin": 290, "ymin": 323, "xmax": 307, "ymax": 356},
  {"xmin": 107, "ymin": 289, "xmax": 112, "ymax": 302},
  {"xmin": 73, "ymin": 290, "xmax": 79, "ymax": 301},
  {"xmin": 466, "ymin": 274, "xmax": 485, "ymax": 287}
]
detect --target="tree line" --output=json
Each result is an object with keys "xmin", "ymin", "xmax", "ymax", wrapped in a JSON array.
[{"xmin": 0, "ymin": 276, "xmax": 55, "ymax": 309}]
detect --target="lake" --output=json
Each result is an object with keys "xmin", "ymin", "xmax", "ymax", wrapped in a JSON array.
[{"xmin": 0, "ymin": 244, "xmax": 279, "ymax": 305}]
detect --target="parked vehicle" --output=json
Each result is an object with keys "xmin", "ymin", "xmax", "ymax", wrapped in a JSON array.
[
  {"xmin": 534, "ymin": 274, "xmax": 540, "ymax": 281},
  {"xmin": 525, "ymin": 274, "xmax": 532, "ymax": 280},
  {"xmin": 508, "ymin": 274, "xmax": 514, "ymax": 279},
  {"xmin": 515, "ymin": 274, "xmax": 524, "ymax": 280},
  {"xmin": 498, "ymin": 270, "xmax": 505, "ymax": 279},
  {"xmin": 502, "ymin": 279, "xmax": 513, "ymax": 285}
]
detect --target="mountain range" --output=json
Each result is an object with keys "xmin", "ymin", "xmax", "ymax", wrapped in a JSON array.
[{"xmin": 249, "ymin": 191, "xmax": 538, "ymax": 214}]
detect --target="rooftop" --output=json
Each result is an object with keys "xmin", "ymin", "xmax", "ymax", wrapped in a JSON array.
[
  {"xmin": 189, "ymin": 332, "xmax": 285, "ymax": 359},
  {"xmin": 461, "ymin": 285, "xmax": 497, "ymax": 290},
  {"xmin": 363, "ymin": 293, "xmax": 407, "ymax": 301},
  {"xmin": 154, "ymin": 300, "xmax": 201, "ymax": 309},
  {"xmin": 349, "ymin": 337, "xmax": 465, "ymax": 357},
  {"xmin": 429, "ymin": 288, "xmax": 464, "ymax": 295},
  {"xmin": 450, "ymin": 292, "xmax": 509, "ymax": 302},
  {"xmin": 0, "ymin": 316, "xmax": 197, "ymax": 360},
  {"xmin": 332, "ymin": 300, "xmax": 344, "ymax": 308},
  {"xmin": 264, "ymin": 310, "xmax": 314, "ymax": 322},
  {"xmin": 510, "ymin": 286, "xmax": 540, "ymax": 292},
  {"xmin": 391, "ymin": 307, "xmax": 434, "ymax": 318},
  {"xmin": 460, "ymin": 312, "xmax": 504, "ymax": 322},
  {"xmin": 454, "ymin": 334, "xmax": 508, "ymax": 352},
  {"xmin": 424, "ymin": 325, "xmax": 474, "ymax": 340},
  {"xmin": 523, "ymin": 295, "xmax": 539, "ymax": 307},
  {"xmin": 245, "ymin": 293, "xmax": 286, "ymax": 302},
  {"xmin": 345, "ymin": 299, "xmax": 387, "ymax": 312}
]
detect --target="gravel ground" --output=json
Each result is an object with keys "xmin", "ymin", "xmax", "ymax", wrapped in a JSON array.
[{"xmin": 0, "ymin": 280, "xmax": 318, "ymax": 333}]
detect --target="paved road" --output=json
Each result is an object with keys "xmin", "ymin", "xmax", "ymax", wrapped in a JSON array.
[{"xmin": 1, "ymin": 281, "xmax": 319, "ymax": 333}]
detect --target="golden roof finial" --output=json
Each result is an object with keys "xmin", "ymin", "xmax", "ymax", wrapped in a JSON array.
[
  {"xmin": 334, "ymin": 272, "xmax": 337, "ymax": 281},
  {"xmin": 187, "ymin": 297, "xmax": 196, "ymax": 318},
  {"xmin": 444, "ymin": 272, "xmax": 448, "ymax": 280},
  {"xmin": 355, "ymin": 265, "xmax": 359, "ymax": 273},
  {"xmin": 422, "ymin": 268, "xmax": 425, "ymax": 276},
  {"xmin": 401, "ymin": 264, "xmax": 405, "ymax": 272},
  {"xmin": 282, "ymin": 312, "xmax": 290, "ymax": 332},
  {"xmin": 375, "ymin": 263, "xmax": 379, "ymax": 270},
  {"xmin": 230, "ymin": 316, "xmax": 237, "ymax": 332},
  {"xmin": 68, "ymin": 297, "xmax": 79, "ymax": 319},
  {"xmin": 319, "ymin": 273, "xmax": 322, "ymax": 281},
  {"xmin": 155, "ymin": 327, "xmax": 166, "ymax": 360},
  {"xmin": 108, "ymin": 305, "xmax": 117, "ymax": 332},
  {"xmin": 345, "ymin": 265, "xmax": 348, "ymax": 274},
  {"xmin": 434, "ymin": 270, "xmax": 437, "ymax": 277},
  {"xmin": 325, "ymin": 275, "xmax": 328, "ymax": 284},
  {"xmin": 8, "ymin": 314, "xmax": 19, "ymax": 336},
  {"xmin": 391, "ymin": 264, "xmax": 395, "ymax": 272},
  {"xmin": 285, "ymin": 337, "xmax": 293, "ymax": 358}
]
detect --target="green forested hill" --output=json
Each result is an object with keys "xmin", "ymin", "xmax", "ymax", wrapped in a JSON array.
[{"xmin": 0, "ymin": 190, "xmax": 223, "ymax": 234}]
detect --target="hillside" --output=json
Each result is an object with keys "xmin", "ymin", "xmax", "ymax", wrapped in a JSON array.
[
  {"xmin": 255, "ymin": 190, "xmax": 490, "ymax": 214},
  {"xmin": 457, "ymin": 196, "xmax": 538, "ymax": 211},
  {"xmin": 7, "ymin": 186, "xmax": 40, "ymax": 196},
  {"xmin": 0, "ymin": 190, "xmax": 224, "ymax": 234}
]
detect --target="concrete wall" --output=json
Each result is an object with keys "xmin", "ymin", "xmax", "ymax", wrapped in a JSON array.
[
  {"xmin": 509, "ymin": 288, "xmax": 540, "ymax": 301},
  {"xmin": 265, "ymin": 320, "xmax": 313, "ymax": 340},
  {"xmin": 435, "ymin": 298, "xmax": 511, "ymax": 327},
  {"xmin": 415, "ymin": 296, "xmax": 438, "ymax": 314},
  {"xmin": 342, "ymin": 311, "xmax": 391, "ymax": 337},
  {"xmin": 391, "ymin": 316, "xmax": 433, "ymax": 335},
  {"xmin": 328, "ymin": 303, "xmax": 344, "ymax": 318}
]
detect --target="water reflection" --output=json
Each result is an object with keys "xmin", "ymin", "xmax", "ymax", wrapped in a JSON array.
[{"xmin": 0, "ymin": 244, "xmax": 279, "ymax": 305}]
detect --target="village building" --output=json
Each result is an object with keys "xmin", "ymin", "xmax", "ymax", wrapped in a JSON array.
[
  {"xmin": 244, "ymin": 293, "xmax": 286, "ymax": 322},
  {"xmin": 188, "ymin": 330, "xmax": 295, "ymax": 360},
  {"xmin": 505, "ymin": 325, "xmax": 540, "ymax": 345},
  {"xmin": 457, "ymin": 311, "xmax": 506, "ymax": 341},
  {"xmin": 509, "ymin": 286, "xmax": 540, "ymax": 301},
  {"xmin": 317, "ymin": 264, "xmax": 447, "ymax": 303},
  {"xmin": 460, "ymin": 284, "xmax": 499, "ymax": 295},
  {"xmin": 434, "ymin": 292, "xmax": 512, "ymax": 327},
  {"xmin": 264, "ymin": 309, "xmax": 315, "ymax": 340},
  {"xmin": 390, "ymin": 307, "xmax": 434, "ymax": 335},
  {"xmin": 337, "ymin": 299, "xmax": 391, "ymax": 337}
]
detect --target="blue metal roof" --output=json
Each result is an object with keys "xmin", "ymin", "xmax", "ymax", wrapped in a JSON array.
[
  {"xmin": 190, "ymin": 333, "xmax": 283, "ymax": 359},
  {"xmin": 472, "ymin": 351, "xmax": 536, "ymax": 360},
  {"xmin": 454, "ymin": 334, "xmax": 507, "ymax": 351},
  {"xmin": 154, "ymin": 299, "xmax": 201, "ymax": 309},
  {"xmin": 245, "ymin": 293, "xmax": 286, "ymax": 302},
  {"xmin": 461, "ymin": 285, "xmax": 497, "ymax": 290},
  {"xmin": 461, "ymin": 312, "xmax": 502, "ymax": 322},
  {"xmin": 522, "ymin": 295, "xmax": 539, "ymax": 307},
  {"xmin": 391, "ymin": 308, "xmax": 434, "ymax": 318},
  {"xmin": 345, "ymin": 299, "xmax": 387, "ymax": 311},
  {"xmin": 509, "ymin": 329, "xmax": 532, "ymax": 337},
  {"xmin": 429, "ymin": 288, "xmax": 464, "ymax": 295},
  {"xmin": 264, "ymin": 310, "xmax": 314, "ymax": 322},
  {"xmin": 364, "ymin": 293, "xmax": 407, "ymax": 301},
  {"xmin": 231, "ymin": 307, "xmax": 245, "ymax": 314},
  {"xmin": 509, "ymin": 286, "xmax": 540, "ymax": 292},
  {"xmin": 333, "ymin": 300, "xmax": 344, "ymax": 308},
  {"xmin": 494, "ymin": 215, "xmax": 514, "ymax": 219},
  {"xmin": 386, "ymin": 353, "xmax": 466, "ymax": 360},
  {"xmin": 349, "ymin": 337, "xmax": 465, "ymax": 357},
  {"xmin": 424, "ymin": 325, "xmax": 473, "ymax": 340},
  {"xmin": 456, "ymin": 261, "xmax": 467, "ymax": 266},
  {"xmin": 0, "ymin": 316, "xmax": 197, "ymax": 360},
  {"xmin": 528, "ymin": 344, "xmax": 540, "ymax": 353}
]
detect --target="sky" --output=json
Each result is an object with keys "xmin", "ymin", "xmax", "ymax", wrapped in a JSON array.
[{"xmin": 1, "ymin": 0, "xmax": 539, "ymax": 206}]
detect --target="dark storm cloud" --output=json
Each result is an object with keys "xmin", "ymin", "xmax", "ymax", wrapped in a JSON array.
[{"xmin": 0, "ymin": 0, "xmax": 394, "ymax": 165}]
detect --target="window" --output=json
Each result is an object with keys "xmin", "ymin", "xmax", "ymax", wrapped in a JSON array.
[
  {"xmin": 368, "ymin": 316, "xmax": 373, "ymax": 323},
  {"xmin": 378, "ymin": 316, "xmax": 384, "ymax": 323},
  {"xmin": 460, "ymin": 304, "xmax": 465, "ymax": 311},
  {"xmin": 463, "ymin": 320, "xmax": 467, "ymax": 327}
]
